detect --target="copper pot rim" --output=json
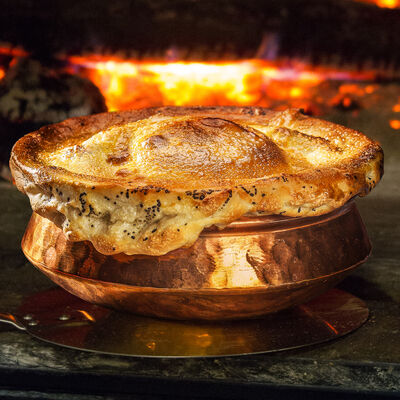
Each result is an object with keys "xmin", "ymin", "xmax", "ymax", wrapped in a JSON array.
[
  {"xmin": 26, "ymin": 250, "xmax": 370, "ymax": 296},
  {"xmin": 202, "ymin": 200, "xmax": 354, "ymax": 235}
]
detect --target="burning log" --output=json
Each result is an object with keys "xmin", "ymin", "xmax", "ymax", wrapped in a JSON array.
[{"xmin": 0, "ymin": 58, "xmax": 107, "ymax": 180}]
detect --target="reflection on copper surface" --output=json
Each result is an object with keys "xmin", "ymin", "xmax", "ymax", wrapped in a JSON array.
[
  {"xmin": 322, "ymin": 321, "xmax": 339, "ymax": 335},
  {"xmin": 76, "ymin": 310, "xmax": 96, "ymax": 322},
  {"xmin": 21, "ymin": 201, "xmax": 371, "ymax": 320},
  {"xmin": 299, "ymin": 305, "xmax": 339, "ymax": 335}
]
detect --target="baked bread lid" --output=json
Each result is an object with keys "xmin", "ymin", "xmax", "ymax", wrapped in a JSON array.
[{"xmin": 10, "ymin": 106, "xmax": 383, "ymax": 256}]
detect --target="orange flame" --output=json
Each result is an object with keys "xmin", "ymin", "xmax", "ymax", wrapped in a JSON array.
[
  {"xmin": 68, "ymin": 56, "xmax": 377, "ymax": 112},
  {"xmin": 374, "ymin": 0, "xmax": 400, "ymax": 7},
  {"xmin": 356, "ymin": 0, "xmax": 400, "ymax": 7}
]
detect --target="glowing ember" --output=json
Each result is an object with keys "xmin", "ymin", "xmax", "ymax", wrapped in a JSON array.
[
  {"xmin": 0, "ymin": 46, "xmax": 28, "ymax": 57},
  {"xmin": 390, "ymin": 120, "xmax": 400, "ymax": 129},
  {"xmin": 365, "ymin": 85, "xmax": 377, "ymax": 94},
  {"xmin": 0, "ymin": 68, "xmax": 5, "ymax": 80},
  {"xmin": 342, "ymin": 97, "xmax": 352, "ymax": 108},
  {"xmin": 392, "ymin": 104, "xmax": 400, "ymax": 112}
]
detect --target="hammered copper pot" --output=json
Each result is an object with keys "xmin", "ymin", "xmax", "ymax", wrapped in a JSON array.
[{"xmin": 21, "ymin": 201, "xmax": 371, "ymax": 320}]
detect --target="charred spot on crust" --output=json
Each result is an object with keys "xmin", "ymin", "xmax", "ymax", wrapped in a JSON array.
[
  {"xmin": 221, "ymin": 190, "xmax": 233, "ymax": 208},
  {"xmin": 240, "ymin": 186, "xmax": 257, "ymax": 197},
  {"xmin": 200, "ymin": 117, "xmax": 231, "ymax": 128},
  {"xmin": 142, "ymin": 134, "xmax": 169, "ymax": 149},
  {"xmin": 107, "ymin": 151, "xmax": 130, "ymax": 165},
  {"xmin": 88, "ymin": 205, "xmax": 98, "ymax": 217},
  {"xmin": 185, "ymin": 189, "xmax": 211, "ymax": 201},
  {"xmin": 79, "ymin": 192, "xmax": 87, "ymax": 213}
]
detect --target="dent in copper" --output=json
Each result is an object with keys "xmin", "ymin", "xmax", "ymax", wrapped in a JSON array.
[{"xmin": 21, "ymin": 201, "xmax": 371, "ymax": 320}]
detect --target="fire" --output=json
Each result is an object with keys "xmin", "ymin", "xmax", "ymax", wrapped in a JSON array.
[
  {"xmin": 0, "ymin": 45, "xmax": 387, "ymax": 121},
  {"xmin": 68, "ymin": 56, "xmax": 376, "ymax": 112},
  {"xmin": 0, "ymin": 46, "xmax": 28, "ymax": 57},
  {"xmin": 69, "ymin": 58, "xmax": 285, "ymax": 111},
  {"xmin": 374, "ymin": 0, "xmax": 400, "ymax": 7},
  {"xmin": 356, "ymin": 0, "xmax": 400, "ymax": 7},
  {"xmin": 390, "ymin": 120, "xmax": 400, "ymax": 129}
]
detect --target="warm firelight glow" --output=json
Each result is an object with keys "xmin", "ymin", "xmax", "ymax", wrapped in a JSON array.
[
  {"xmin": 68, "ymin": 56, "xmax": 376, "ymax": 112},
  {"xmin": 376, "ymin": 0, "xmax": 400, "ymax": 7},
  {"xmin": 0, "ymin": 46, "xmax": 28, "ymax": 57},
  {"xmin": 392, "ymin": 104, "xmax": 400, "ymax": 112},
  {"xmin": 390, "ymin": 120, "xmax": 400, "ymax": 129},
  {"xmin": 365, "ymin": 85, "xmax": 377, "ymax": 94},
  {"xmin": 0, "ymin": 68, "xmax": 5, "ymax": 80},
  {"xmin": 356, "ymin": 0, "xmax": 400, "ymax": 8},
  {"xmin": 342, "ymin": 97, "xmax": 352, "ymax": 108}
]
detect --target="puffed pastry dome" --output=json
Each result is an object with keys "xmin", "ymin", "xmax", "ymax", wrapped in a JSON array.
[{"xmin": 10, "ymin": 106, "xmax": 383, "ymax": 255}]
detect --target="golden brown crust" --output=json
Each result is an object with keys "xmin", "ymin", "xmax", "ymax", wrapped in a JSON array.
[{"xmin": 10, "ymin": 106, "xmax": 383, "ymax": 256}]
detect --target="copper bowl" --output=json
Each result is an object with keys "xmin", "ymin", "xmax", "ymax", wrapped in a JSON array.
[{"xmin": 21, "ymin": 201, "xmax": 371, "ymax": 320}]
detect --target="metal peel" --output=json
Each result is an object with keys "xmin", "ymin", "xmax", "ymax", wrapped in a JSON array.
[{"xmin": 0, "ymin": 288, "xmax": 368, "ymax": 358}]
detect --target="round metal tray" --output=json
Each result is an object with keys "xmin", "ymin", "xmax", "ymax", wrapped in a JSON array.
[{"xmin": 1, "ymin": 287, "xmax": 369, "ymax": 357}]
